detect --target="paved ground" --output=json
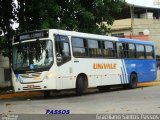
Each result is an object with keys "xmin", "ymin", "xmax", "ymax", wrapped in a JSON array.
[
  {"xmin": 0, "ymin": 82, "xmax": 160, "ymax": 114},
  {"xmin": 0, "ymin": 81, "xmax": 160, "ymax": 99}
]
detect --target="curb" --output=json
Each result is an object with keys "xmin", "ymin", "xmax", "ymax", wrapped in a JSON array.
[
  {"xmin": 0, "ymin": 91, "xmax": 42, "ymax": 99},
  {"xmin": 137, "ymin": 81, "xmax": 160, "ymax": 87}
]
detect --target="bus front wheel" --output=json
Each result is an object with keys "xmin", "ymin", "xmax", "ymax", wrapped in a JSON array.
[{"xmin": 76, "ymin": 75, "xmax": 86, "ymax": 96}]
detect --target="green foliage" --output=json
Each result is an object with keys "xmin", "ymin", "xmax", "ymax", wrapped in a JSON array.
[
  {"xmin": 0, "ymin": 0, "xmax": 126, "ymax": 57},
  {"xmin": 17, "ymin": 0, "xmax": 60, "ymax": 32},
  {"xmin": 0, "ymin": 0, "xmax": 16, "ymax": 57},
  {"xmin": 17, "ymin": 0, "xmax": 126, "ymax": 34},
  {"xmin": 56, "ymin": 0, "xmax": 126, "ymax": 34}
]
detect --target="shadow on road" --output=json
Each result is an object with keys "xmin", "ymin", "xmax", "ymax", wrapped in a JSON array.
[{"xmin": 0, "ymin": 85, "xmax": 144, "ymax": 102}]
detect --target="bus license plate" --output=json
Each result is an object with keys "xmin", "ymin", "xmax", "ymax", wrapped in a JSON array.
[{"xmin": 27, "ymin": 85, "xmax": 34, "ymax": 89}]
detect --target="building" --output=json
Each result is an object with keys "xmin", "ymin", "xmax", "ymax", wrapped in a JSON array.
[
  {"xmin": 0, "ymin": 29, "xmax": 11, "ymax": 88},
  {"xmin": 107, "ymin": 0, "xmax": 160, "ymax": 59},
  {"xmin": 110, "ymin": 18, "xmax": 160, "ymax": 54},
  {"xmin": 0, "ymin": 54, "xmax": 11, "ymax": 88}
]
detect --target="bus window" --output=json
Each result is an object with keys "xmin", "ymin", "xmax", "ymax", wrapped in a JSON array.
[
  {"xmin": 116, "ymin": 42, "xmax": 125, "ymax": 58},
  {"xmin": 72, "ymin": 37, "xmax": 88, "ymax": 57},
  {"xmin": 103, "ymin": 41, "xmax": 115, "ymax": 57},
  {"xmin": 55, "ymin": 35, "xmax": 71, "ymax": 66},
  {"xmin": 88, "ymin": 39, "xmax": 102, "ymax": 57},
  {"xmin": 128, "ymin": 43, "xmax": 136, "ymax": 58},
  {"xmin": 146, "ymin": 45, "xmax": 154, "ymax": 59},
  {"xmin": 12, "ymin": 40, "xmax": 53, "ymax": 71},
  {"xmin": 136, "ymin": 44, "xmax": 145, "ymax": 59}
]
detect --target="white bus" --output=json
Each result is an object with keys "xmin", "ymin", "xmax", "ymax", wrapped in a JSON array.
[{"xmin": 12, "ymin": 29, "xmax": 157, "ymax": 96}]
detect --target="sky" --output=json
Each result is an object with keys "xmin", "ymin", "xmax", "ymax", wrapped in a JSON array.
[{"xmin": 126, "ymin": 0, "xmax": 160, "ymax": 8}]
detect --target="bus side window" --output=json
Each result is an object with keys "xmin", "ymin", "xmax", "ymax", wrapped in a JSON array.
[
  {"xmin": 116, "ymin": 42, "xmax": 125, "ymax": 58},
  {"xmin": 55, "ymin": 35, "xmax": 71, "ymax": 66},
  {"xmin": 72, "ymin": 37, "xmax": 88, "ymax": 57},
  {"xmin": 128, "ymin": 43, "xmax": 136, "ymax": 58},
  {"xmin": 88, "ymin": 39, "xmax": 101, "ymax": 57},
  {"xmin": 103, "ymin": 41, "xmax": 115, "ymax": 58},
  {"xmin": 136, "ymin": 44, "xmax": 145, "ymax": 59},
  {"xmin": 145, "ymin": 45, "xmax": 154, "ymax": 59}
]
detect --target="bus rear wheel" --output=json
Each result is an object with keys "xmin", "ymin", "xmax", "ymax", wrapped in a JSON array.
[
  {"xmin": 129, "ymin": 73, "xmax": 137, "ymax": 89},
  {"xmin": 76, "ymin": 75, "xmax": 87, "ymax": 96}
]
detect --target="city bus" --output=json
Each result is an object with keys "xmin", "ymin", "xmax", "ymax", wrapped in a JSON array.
[{"xmin": 12, "ymin": 29, "xmax": 157, "ymax": 96}]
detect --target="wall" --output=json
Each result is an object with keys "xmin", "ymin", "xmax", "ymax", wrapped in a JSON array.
[
  {"xmin": 0, "ymin": 54, "xmax": 11, "ymax": 87},
  {"xmin": 124, "ymin": 35, "xmax": 149, "ymax": 40},
  {"xmin": 110, "ymin": 18, "xmax": 160, "ymax": 56}
]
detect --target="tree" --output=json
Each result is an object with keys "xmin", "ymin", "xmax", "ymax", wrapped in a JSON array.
[
  {"xmin": 17, "ymin": 0, "xmax": 60, "ymax": 32},
  {"xmin": 57, "ymin": 0, "xmax": 126, "ymax": 34},
  {"xmin": 17, "ymin": 0, "xmax": 126, "ymax": 34},
  {"xmin": 0, "ymin": 0, "xmax": 16, "ymax": 57},
  {"xmin": 0, "ymin": 0, "xmax": 126, "ymax": 51},
  {"xmin": 0, "ymin": 0, "xmax": 126, "ymax": 56},
  {"xmin": 0, "ymin": 0, "xmax": 16, "ymax": 88},
  {"xmin": 79, "ymin": 0, "xmax": 126, "ymax": 34}
]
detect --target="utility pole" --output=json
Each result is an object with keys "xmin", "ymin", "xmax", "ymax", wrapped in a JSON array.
[{"xmin": 130, "ymin": 5, "xmax": 134, "ymax": 39}]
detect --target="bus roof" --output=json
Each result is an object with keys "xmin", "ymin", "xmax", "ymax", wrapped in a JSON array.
[
  {"xmin": 51, "ymin": 29, "xmax": 154, "ymax": 45},
  {"xmin": 50, "ymin": 29, "xmax": 118, "ymax": 41},
  {"xmin": 16, "ymin": 29, "xmax": 155, "ymax": 46},
  {"xmin": 118, "ymin": 38, "xmax": 154, "ymax": 45}
]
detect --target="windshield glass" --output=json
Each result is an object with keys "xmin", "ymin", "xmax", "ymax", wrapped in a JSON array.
[{"xmin": 13, "ymin": 40, "xmax": 53, "ymax": 71}]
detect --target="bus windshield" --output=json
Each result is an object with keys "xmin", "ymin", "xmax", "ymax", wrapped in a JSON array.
[{"xmin": 12, "ymin": 40, "xmax": 53, "ymax": 72}]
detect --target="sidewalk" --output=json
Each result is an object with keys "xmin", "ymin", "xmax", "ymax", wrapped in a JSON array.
[
  {"xmin": 0, "ymin": 81, "xmax": 160, "ymax": 99},
  {"xmin": 0, "ymin": 91, "xmax": 43, "ymax": 99}
]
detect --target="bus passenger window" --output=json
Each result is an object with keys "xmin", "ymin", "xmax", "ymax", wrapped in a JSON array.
[
  {"xmin": 136, "ymin": 45, "xmax": 145, "ymax": 59},
  {"xmin": 103, "ymin": 41, "xmax": 115, "ymax": 57},
  {"xmin": 55, "ymin": 35, "xmax": 71, "ymax": 66},
  {"xmin": 146, "ymin": 45, "xmax": 154, "ymax": 59},
  {"xmin": 88, "ymin": 39, "xmax": 102, "ymax": 57},
  {"xmin": 116, "ymin": 43, "xmax": 125, "ymax": 58},
  {"xmin": 72, "ymin": 37, "xmax": 88, "ymax": 57},
  {"xmin": 128, "ymin": 44, "xmax": 136, "ymax": 58}
]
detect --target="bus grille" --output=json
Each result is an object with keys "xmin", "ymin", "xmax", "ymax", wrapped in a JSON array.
[{"xmin": 23, "ymin": 86, "xmax": 41, "ymax": 90}]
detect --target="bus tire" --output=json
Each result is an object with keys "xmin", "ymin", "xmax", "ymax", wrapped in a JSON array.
[
  {"xmin": 44, "ymin": 91, "xmax": 51, "ymax": 98},
  {"xmin": 129, "ymin": 73, "xmax": 137, "ymax": 89},
  {"xmin": 76, "ymin": 76, "xmax": 85, "ymax": 96}
]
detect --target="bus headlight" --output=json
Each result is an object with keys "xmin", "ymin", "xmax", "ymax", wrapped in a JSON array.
[{"xmin": 44, "ymin": 72, "xmax": 55, "ymax": 80}]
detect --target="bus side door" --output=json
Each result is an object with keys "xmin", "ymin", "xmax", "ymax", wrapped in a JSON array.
[{"xmin": 55, "ymin": 35, "xmax": 73, "ymax": 89}]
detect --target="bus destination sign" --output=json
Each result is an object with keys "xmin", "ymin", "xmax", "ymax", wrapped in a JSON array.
[{"xmin": 14, "ymin": 30, "xmax": 49, "ymax": 43}]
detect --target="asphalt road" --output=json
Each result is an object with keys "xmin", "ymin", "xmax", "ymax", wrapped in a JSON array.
[{"xmin": 0, "ymin": 86, "xmax": 160, "ymax": 114}]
